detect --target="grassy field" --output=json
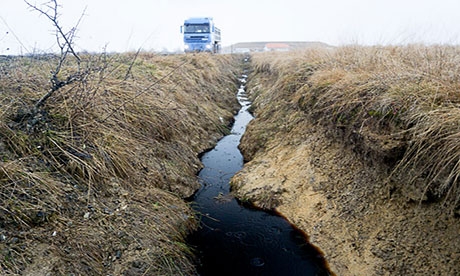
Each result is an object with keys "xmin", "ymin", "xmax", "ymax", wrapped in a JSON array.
[
  {"xmin": 0, "ymin": 52, "xmax": 241, "ymax": 275},
  {"xmin": 249, "ymin": 45, "xmax": 460, "ymax": 210}
]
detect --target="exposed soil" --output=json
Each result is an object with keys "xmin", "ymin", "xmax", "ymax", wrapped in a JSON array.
[{"xmin": 231, "ymin": 53, "xmax": 460, "ymax": 275}]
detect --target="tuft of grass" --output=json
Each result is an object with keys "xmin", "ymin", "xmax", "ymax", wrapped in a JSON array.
[{"xmin": 247, "ymin": 45, "xmax": 460, "ymax": 211}]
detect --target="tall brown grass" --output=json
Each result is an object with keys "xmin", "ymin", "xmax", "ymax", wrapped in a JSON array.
[
  {"xmin": 250, "ymin": 45, "xmax": 460, "ymax": 211},
  {"xmin": 0, "ymin": 52, "xmax": 241, "ymax": 275}
]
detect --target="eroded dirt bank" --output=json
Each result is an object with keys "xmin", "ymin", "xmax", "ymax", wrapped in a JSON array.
[
  {"xmin": 0, "ymin": 53, "xmax": 241, "ymax": 275},
  {"xmin": 231, "ymin": 48, "xmax": 460, "ymax": 275}
]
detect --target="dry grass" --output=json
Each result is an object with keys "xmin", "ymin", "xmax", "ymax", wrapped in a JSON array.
[
  {"xmin": 0, "ymin": 52, "xmax": 241, "ymax": 275},
  {"xmin": 248, "ymin": 45, "xmax": 460, "ymax": 211}
]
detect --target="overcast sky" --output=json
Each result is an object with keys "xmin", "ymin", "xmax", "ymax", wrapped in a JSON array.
[{"xmin": 1, "ymin": 0, "xmax": 460, "ymax": 54}]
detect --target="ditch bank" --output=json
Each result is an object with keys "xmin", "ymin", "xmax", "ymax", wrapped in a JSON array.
[
  {"xmin": 0, "ymin": 53, "xmax": 241, "ymax": 275},
  {"xmin": 231, "ymin": 49, "xmax": 460, "ymax": 275}
]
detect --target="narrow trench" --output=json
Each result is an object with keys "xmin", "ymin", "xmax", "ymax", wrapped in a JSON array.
[{"xmin": 187, "ymin": 62, "xmax": 331, "ymax": 276}]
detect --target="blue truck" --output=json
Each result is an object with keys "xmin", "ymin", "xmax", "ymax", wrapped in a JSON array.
[{"xmin": 181, "ymin": 17, "xmax": 221, "ymax": 53}]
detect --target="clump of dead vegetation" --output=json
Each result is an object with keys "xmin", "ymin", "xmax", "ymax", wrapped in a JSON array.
[
  {"xmin": 248, "ymin": 45, "xmax": 460, "ymax": 212},
  {"xmin": 0, "ymin": 49, "xmax": 240, "ymax": 274}
]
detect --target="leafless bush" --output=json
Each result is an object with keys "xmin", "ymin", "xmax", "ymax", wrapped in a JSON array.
[{"xmin": 24, "ymin": 0, "xmax": 84, "ymax": 109}]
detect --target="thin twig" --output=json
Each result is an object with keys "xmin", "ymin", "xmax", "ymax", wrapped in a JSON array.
[{"xmin": 124, "ymin": 47, "xmax": 142, "ymax": 81}]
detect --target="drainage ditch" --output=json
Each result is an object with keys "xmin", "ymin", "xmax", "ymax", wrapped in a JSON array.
[{"xmin": 187, "ymin": 70, "xmax": 331, "ymax": 276}]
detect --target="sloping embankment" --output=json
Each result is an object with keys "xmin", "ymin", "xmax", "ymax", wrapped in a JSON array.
[
  {"xmin": 231, "ymin": 47, "xmax": 460, "ymax": 275},
  {"xmin": 0, "ymin": 53, "xmax": 241, "ymax": 275}
]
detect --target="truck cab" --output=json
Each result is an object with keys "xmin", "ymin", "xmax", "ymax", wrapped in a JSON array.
[{"xmin": 181, "ymin": 17, "xmax": 221, "ymax": 53}]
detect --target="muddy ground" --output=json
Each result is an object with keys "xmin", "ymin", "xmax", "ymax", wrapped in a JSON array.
[{"xmin": 231, "ymin": 52, "xmax": 460, "ymax": 275}]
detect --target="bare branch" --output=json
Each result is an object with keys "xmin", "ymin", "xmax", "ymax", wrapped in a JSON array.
[
  {"xmin": 24, "ymin": 0, "xmax": 87, "ymax": 109},
  {"xmin": 24, "ymin": 0, "xmax": 82, "ymax": 63}
]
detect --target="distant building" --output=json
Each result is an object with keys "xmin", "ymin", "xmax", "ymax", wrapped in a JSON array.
[
  {"xmin": 224, "ymin": 41, "xmax": 333, "ymax": 54},
  {"xmin": 233, "ymin": 47, "xmax": 251, "ymax": 54},
  {"xmin": 264, "ymin": 43, "xmax": 290, "ymax": 52}
]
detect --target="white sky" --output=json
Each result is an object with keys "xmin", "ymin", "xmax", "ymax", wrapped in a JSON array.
[{"xmin": 1, "ymin": 0, "xmax": 460, "ymax": 54}]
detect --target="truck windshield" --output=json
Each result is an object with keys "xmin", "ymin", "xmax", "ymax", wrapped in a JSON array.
[{"xmin": 184, "ymin": 24, "xmax": 210, "ymax": 33}]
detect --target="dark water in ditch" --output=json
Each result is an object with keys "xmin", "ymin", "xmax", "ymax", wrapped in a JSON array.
[{"xmin": 187, "ymin": 72, "xmax": 330, "ymax": 276}]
